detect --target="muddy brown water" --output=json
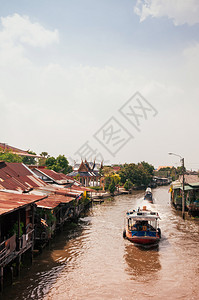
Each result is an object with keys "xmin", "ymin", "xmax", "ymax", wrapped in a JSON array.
[{"xmin": 2, "ymin": 186, "xmax": 199, "ymax": 300}]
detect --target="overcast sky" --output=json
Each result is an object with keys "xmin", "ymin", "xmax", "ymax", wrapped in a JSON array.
[{"xmin": 0, "ymin": 0, "xmax": 199, "ymax": 169}]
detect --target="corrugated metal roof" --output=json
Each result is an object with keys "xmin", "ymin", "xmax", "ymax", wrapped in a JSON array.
[
  {"xmin": 0, "ymin": 162, "xmax": 46, "ymax": 191},
  {"xmin": 36, "ymin": 194, "xmax": 75, "ymax": 209},
  {"xmin": 65, "ymin": 185, "xmax": 93, "ymax": 192},
  {"xmin": 36, "ymin": 184, "xmax": 91, "ymax": 196},
  {"xmin": 32, "ymin": 168, "xmax": 74, "ymax": 184},
  {"xmin": 0, "ymin": 191, "xmax": 47, "ymax": 216},
  {"xmin": 0, "ymin": 143, "xmax": 29, "ymax": 155},
  {"xmin": 0, "ymin": 143, "xmax": 41, "ymax": 158},
  {"xmin": 179, "ymin": 174, "xmax": 199, "ymax": 184}
]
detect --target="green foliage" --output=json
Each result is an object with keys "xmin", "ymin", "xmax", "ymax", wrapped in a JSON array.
[
  {"xmin": 155, "ymin": 166, "xmax": 186, "ymax": 180},
  {"xmin": 124, "ymin": 179, "xmax": 133, "ymax": 191},
  {"xmin": 0, "ymin": 150, "xmax": 22, "ymax": 163},
  {"xmin": 40, "ymin": 152, "xmax": 49, "ymax": 158},
  {"xmin": 104, "ymin": 174, "xmax": 121, "ymax": 191},
  {"xmin": 37, "ymin": 208, "xmax": 56, "ymax": 226},
  {"xmin": 10, "ymin": 222, "xmax": 24, "ymax": 237},
  {"xmin": 105, "ymin": 176, "xmax": 112, "ymax": 190},
  {"xmin": 102, "ymin": 166, "xmax": 114, "ymax": 176},
  {"xmin": 139, "ymin": 161, "xmax": 154, "ymax": 176},
  {"xmin": 119, "ymin": 161, "xmax": 154, "ymax": 188},
  {"xmin": 45, "ymin": 156, "xmax": 56, "ymax": 170},
  {"xmin": 108, "ymin": 178, "xmax": 116, "ymax": 195},
  {"xmin": 39, "ymin": 152, "xmax": 50, "ymax": 166},
  {"xmin": 22, "ymin": 150, "xmax": 37, "ymax": 165},
  {"xmin": 45, "ymin": 155, "xmax": 72, "ymax": 174}
]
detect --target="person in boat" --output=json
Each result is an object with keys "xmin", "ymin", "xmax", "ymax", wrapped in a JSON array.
[
  {"xmin": 147, "ymin": 223, "xmax": 156, "ymax": 231},
  {"xmin": 131, "ymin": 220, "xmax": 146, "ymax": 231},
  {"xmin": 130, "ymin": 220, "xmax": 156, "ymax": 232}
]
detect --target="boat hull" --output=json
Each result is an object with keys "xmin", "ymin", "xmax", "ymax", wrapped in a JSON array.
[{"xmin": 126, "ymin": 229, "xmax": 160, "ymax": 245}]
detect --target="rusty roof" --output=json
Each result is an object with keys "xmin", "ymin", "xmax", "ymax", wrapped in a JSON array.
[
  {"xmin": 0, "ymin": 143, "xmax": 42, "ymax": 158},
  {"xmin": 0, "ymin": 162, "xmax": 46, "ymax": 192},
  {"xmin": 32, "ymin": 167, "xmax": 74, "ymax": 184},
  {"xmin": 0, "ymin": 191, "xmax": 47, "ymax": 216},
  {"xmin": 36, "ymin": 194, "xmax": 75, "ymax": 209},
  {"xmin": 179, "ymin": 174, "xmax": 199, "ymax": 184},
  {"xmin": 66, "ymin": 185, "xmax": 93, "ymax": 192}
]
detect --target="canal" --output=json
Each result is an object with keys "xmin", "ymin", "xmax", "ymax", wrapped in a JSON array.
[{"xmin": 1, "ymin": 186, "xmax": 199, "ymax": 299}]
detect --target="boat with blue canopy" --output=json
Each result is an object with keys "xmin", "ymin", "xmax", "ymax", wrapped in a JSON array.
[{"xmin": 123, "ymin": 206, "xmax": 161, "ymax": 245}]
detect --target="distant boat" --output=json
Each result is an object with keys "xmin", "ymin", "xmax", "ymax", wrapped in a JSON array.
[
  {"xmin": 123, "ymin": 206, "xmax": 161, "ymax": 245},
  {"xmin": 144, "ymin": 187, "xmax": 153, "ymax": 202}
]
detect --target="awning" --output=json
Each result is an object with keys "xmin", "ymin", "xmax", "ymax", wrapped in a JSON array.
[
  {"xmin": 180, "ymin": 186, "xmax": 193, "ymax": 191},
  {"xmin": 188, "ymin": 183, "xmax": 199, "ymax": 187},
  {"xmin": 127, "ymin": 215, "xmax": 160, "ymax": 221},
  {"xmin": 173, "ymin": 185, "xmax": 193, "ymax": 191}
]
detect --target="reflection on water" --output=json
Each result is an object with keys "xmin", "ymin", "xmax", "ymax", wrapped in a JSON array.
[
  {"xmin": 124, "ymin": 243, "xmax": 161, "ymax": 280},
  {"xmin": 1, "ymin": 187, "xmax": 199, "ymax": 300}
]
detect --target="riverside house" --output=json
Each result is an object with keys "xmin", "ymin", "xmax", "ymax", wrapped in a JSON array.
[
  {"xmin": 0, "ymin": 191, "xmax": 47, "ymax": 291},
  {"xmin": 170, "ymin": 174, "xmax": 199, "ymax": 216}
]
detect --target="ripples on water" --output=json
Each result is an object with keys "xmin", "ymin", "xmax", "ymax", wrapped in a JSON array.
[{"xmin": 1, "ymin": 186, "xmax": 199, "ymax": 300}]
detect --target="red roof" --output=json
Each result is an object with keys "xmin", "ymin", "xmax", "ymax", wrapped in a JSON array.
[
  {"xmin": 32, "ymin": 167, "xmax": 77, "ymax": 185},
  {"xmin": 0, "ymin": 162, "xmax": 46, "ymax": 191},
  {"xmin": 36, "ymin": 194, "xmax": 75, "ymax": 209},
  {"xmin": 0, "ymin": 191, "xmax": 47, "ymax": 216},
  {"xmin": 37, "ymin": 168, "xmax": 72, "ymax": 181},
  {"xmin": 112, "ymin": 166, "xmax": 121, "ymax": 172},
  {"xmin": 0, "ymin": 143, "xmax": 41, "ymax": 158},
  {"xmin": 55, "ymin": 185, "xmax": 93, "ymax": 196},
  {"xmin": 66, "ymin": 185, "xmax": 93, "ymax": 192}
]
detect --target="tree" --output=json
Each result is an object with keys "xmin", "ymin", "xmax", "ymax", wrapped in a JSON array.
[
  {"xmin": 45, "ymin": 155, "xmax": 72, "ymax": 174},
  {"xmin": 124, "ymin": 179, "xmax": 133, "ymax": 191},
  {"xmin": 0, "ymin": 151, "xmax": 22, "ymax": 163},
  {"xmin": 45, "ymin": 156, "xmax": 57, "ymax": 171},
  {"xmin": 119, "ymin": 162, "xmax": 155, "ymax": 188},
  {"xmin": 101, "ymin": 166, "xmax": 114, "ymax": 176},
  {"xmin": 139, "ymin": 161, "xmax": 154, "ymax": 176},
  {"xmin": 104, "ymin": 174, "xmax": 121, "ymax": 191},
  {"xmin": 109, "ymin": 178, "xmax": 116, "ymax": 195},
  {"xmin": 40, "ymin": 152, "xmax": 49, "ymax": 158},
  {"xmin": 22, "ymin": 150, "xmax": 37, "ymax": 165},
  {"xmin": 113, "ymin": 174, "xmax": 121, "ymax": 185},
  {"xmin": 39, "ymin": 152, "xmax": 50, "ymax": 166},
  {"xmin": 56, "ymin": 155, "xmax": 73, "ymax": 174},
  {"xmin": 105, "ymin": 175, "xmax": 112, "ymax": 190}
]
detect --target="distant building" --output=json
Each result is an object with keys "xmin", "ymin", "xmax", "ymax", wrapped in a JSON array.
[
  {"xmin": 69, "ymin": 160, "xmax": 103, "ymax": 186},
  {"xmin": 112, "ymin": 165, "xmax": 121, "ymax": 173}
]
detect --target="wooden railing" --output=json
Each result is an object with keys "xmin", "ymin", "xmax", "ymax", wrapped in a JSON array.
[
  {"xmin": 18, "ymin": 229, "xmax": 34, "ymax": 250},
  {"xmin": 0, "ymin": 234, "xmax": 16, "ymax": 266}
]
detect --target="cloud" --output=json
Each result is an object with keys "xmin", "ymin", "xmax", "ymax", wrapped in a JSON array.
[
  {"xmin": 0, "ymin": 13, "xmax": 59, "ymax": 47},
  {"xmin": 134, "ymin": 0, "xmax": 199, "ymax": 25},
  {"xmin": 0, "ymin": 13, "xmax": 198, "ymax": 166},
  {"xmin": 0, "ymin": 14, "xmax": 59, "ymax": 66}
]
